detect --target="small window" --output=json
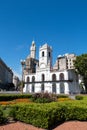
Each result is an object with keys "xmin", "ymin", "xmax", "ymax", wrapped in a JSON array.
[
  {"xmin": 32, "ymin": 76, "xmax": 35, "ymax": 82},
  {"xmin": 27, "ymin": 77, "xmax": 30, "ymax": 82},
  {"xmin": 42, "ymin": 74, "xmax": 45, "ymax": 81},
  {"xmin": 49, "ymin": 52, "xmax": 50, "ymax": 57},
  {"xmin": 60, "ymin": 73, "xmax": 64, "ymax": 80},
  {"xmin": 42, "ymin": 51, "xmax": 44, "ymax": 57},
  {"xmin": 52, "ymin": 74, "xmax": 56, "ymax": 81}
]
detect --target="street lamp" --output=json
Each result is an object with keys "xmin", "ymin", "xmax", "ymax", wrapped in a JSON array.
[{"xmin": 20, "ymin": 59, "xmax": 25, "ymax": 94}]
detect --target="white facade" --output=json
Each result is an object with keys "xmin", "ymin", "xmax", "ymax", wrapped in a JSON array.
[{"xmin": 23, "ymin": 41, "xmax": 80, "ymax": 94}]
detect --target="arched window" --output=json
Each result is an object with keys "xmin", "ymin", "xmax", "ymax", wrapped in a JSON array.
[
  {"xmin": 32, "ymin": 76, "xmax": 35, "ymax": 82},
  {"xmin": 59, "ymin": 73, "xmax": 64, "ymax": 80},
  {"xmin": 42, "ymin": 74, "xmax": 45, "ymax": 81},
  {"xmin": 27, "ymin": 77, "xmax": 30, "ymax": 82},
  {"xmin": 42, "ymin": 51, "xmax": 44, "ymax": 57},
  {"xmin": 52, "ymin": 83, "xmax": 56, "ymax": 93},
  {"xmin": 52, "ymin": 74, "xmax": 56, "ymax": 81}
]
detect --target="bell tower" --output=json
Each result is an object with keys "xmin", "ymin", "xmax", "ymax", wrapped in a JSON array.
[
  {"xmin": 39, "ymin": 44, "xmax": 52, "ymax": 68},
  {"xmin": 30, "ymin": 40, "xmax": 36, "ymax": 59}
]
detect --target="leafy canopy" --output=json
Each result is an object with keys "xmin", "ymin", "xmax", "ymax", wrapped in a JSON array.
[
  {"xmin": 74, "ymin": 54, "xmax": 87, "ymax": 77},
  {"xmin": 74, "ymin": 54, "xmax": 87, "ymax": 92}
]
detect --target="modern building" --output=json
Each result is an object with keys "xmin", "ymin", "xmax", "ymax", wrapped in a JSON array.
[
  {"xmin": 0, "ymin": 58, "xmax": 13, "ymax": 85},
  {"xmin": 21, "ymin": 41, "xmax": 80, "ymax": 94}
]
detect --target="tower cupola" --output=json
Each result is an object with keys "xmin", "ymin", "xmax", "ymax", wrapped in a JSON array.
[{"xmin": 30, "ymin": 40, "xmax": 36, "ymax": 59}]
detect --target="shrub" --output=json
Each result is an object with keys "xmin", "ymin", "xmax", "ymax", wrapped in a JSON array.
[
  {"xmin": 9, "ymin": 101, "xmax": 87, "ymax": 129},
  {"xmin": 0, "ymin": 107, "xmax": 6, "ymax": 124},
  {"xmin": 31, "ymin": 92, "xmax": 57, "ymax": 103},
  {"xmin": 0, "ymin": 94, "xmax": 32, "ymax": 101},
  {"xmin": 9, "ymin": 104, "xmax": 50, "ymax": 129},
  {"xmin": 75, "ymin": 95, "xmax": 83, "ymax": 100}
]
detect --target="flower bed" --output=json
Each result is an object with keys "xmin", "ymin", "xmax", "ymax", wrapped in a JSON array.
[
  {"xmin": 57, "ymin": 97, "xmax": 72, "ymax": 102},
  {"xmin": 0, "ymin": 98, "xmax": 32, "ymax": 105}
]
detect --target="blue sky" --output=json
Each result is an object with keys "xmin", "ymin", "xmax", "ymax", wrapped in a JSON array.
[{"xmin": 0, "ymin": 0, "xmax": 87, "ymax": 78}]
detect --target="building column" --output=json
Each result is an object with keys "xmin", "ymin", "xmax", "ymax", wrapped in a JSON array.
[
  {"xmin": 23, "ymin": 84, "xmax": 28, "ymax": 93},
  {"xmin": 56, "ymin": 83, "xmax": 60, "ymax": 94},
  {"xmin": 64, "ymin": 83, "xmax": 69, "ymax": 94}
]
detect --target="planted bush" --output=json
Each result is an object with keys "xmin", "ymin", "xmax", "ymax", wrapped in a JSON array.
[
  {"xmin": 0, "ymin": 107, "xmax": 6, "ymax": 124},
  {"xmin": 75, "ymin": 95, "xmax": 83, "ymax": 100},
  {"xmin": 31, "ymin": 92, "xmax": 57, "ymax": 103},
  {"xmin": 9, "ymin": 104, "xmax": 50, "ymax": 129},
  {"xmin": 0, "ymin": 94, "xmax": 32, "ymax": 101},
  {"xmin": 9, "ymin": 102, "xmax": 87, "ymax": 129}
]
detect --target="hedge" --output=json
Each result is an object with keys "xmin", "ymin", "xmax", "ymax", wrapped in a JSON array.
[
  {"xmin": 9, "ymin": 102, "xmax": 87, "ymax": 129},
  {"xmin": 0, "ymin": 93, "xmax": 68, "ymax": 102},
  {"xmin": 0, "ymin": 94, "xmax": 32, "ymax": 101},
  {"xmin": 9, "ymin": 104, "xmax": 49, "ymax": 129},
  {"xmin": 0, "ymin": 106, "xmax": 6, "ymax": 124},
  {"xmin": 75, "ymin": 95, "xmax": 84, "ymax": 100}
]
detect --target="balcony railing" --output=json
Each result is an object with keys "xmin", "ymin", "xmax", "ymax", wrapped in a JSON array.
[{"xmin": 25, "ymin": 79, "xmax": 73, "ymax": 84}]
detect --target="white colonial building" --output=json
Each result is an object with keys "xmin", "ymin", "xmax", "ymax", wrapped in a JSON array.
[{"xmin": 21, "ymin": 41, "xmax": 80, "ymax": 94}]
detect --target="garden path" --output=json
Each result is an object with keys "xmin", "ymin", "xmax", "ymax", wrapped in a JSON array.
[{"xmin": 0, "ymin": 121, "xmax": 87, "ymax": 130}]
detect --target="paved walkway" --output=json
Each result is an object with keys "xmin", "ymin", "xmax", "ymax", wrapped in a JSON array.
[
  {"xmin": 0, "ymin": 121, "xmax": 87, "ymax": 130},
  {"xmin": 53, "ymin": 121, "xmax": 87, "ymax": 130}
]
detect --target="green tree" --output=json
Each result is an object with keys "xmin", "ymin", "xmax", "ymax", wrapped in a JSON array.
[
  {"xmin": 74, "ymin": 54, "xmax": 87, "ymax": 93},
  {"xmin": 17, "ymin": 80, "xmax": 24, "ymax": 93}
]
